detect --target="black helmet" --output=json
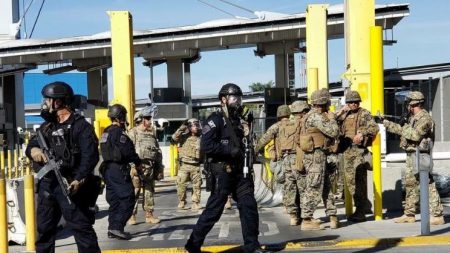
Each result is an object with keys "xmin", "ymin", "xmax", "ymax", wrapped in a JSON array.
[
  {"xmin": 41, "ymin": 81, "xmax": 74, "ymax": 104},
  {"xmin": 218, "ymin": 83, "xmax": 243, "ymax": 99},
  {"xmin": 108, "ymin": 104, "xmax": 127, "ymax": 122}
]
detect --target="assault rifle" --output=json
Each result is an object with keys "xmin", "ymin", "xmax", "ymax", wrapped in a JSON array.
[
  {"xmin": 35, "ymin": 129, "xmax": 72, "ymax": 205},
  {"xmin": 374, "ymin": 112, "xmax": 409, "ymax": 126},
  {"xmin": 242, "ymin": 111, "xmax": 255, "ymax": 178}
]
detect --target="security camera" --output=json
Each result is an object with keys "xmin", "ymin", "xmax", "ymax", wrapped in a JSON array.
[
  {"xmin": 17, "ymin": 127, "xmax": 24, "ymax": 134},
  {"xmin": 157, "ymin": 118, "xmax": 169, "ymax": 129}
]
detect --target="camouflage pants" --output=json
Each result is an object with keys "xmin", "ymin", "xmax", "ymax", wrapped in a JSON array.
[
  {"xmin": 404, "ymin": 153, "xmax": 443, "ymax": 216},
  {"xmin": 343, "ymin": 146, "xmax": 369, "ymax": 210},
  {"xmin": 282, "ymin": 154, "xmax": 304, "ymax": 215},
  {"xmin": 132, "ymin": 175, "xmax": 156, "ymax": 213},
  {"xmin": 322, "ymin": 154, "xmax": 338, "ymax": 216},
  {"xmin": 177, "ymin": 163, "xmax": 202, "ymax": 204},
  {"xmin": 301, "ymin": 149, "xmax": 326, "ymax": 219}
]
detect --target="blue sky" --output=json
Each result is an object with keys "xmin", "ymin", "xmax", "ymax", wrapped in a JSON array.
[{"xmin": 23, "ymin": 0, "xmax": 450, "ymax": 98}]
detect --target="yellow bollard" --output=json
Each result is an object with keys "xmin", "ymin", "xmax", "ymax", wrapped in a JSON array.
[
  {"xmin": 0, "ymin": 150, "xmax": 4, "ymax": 178},
  {"xmin": 7, "ymin": 149, "xmax": 11, "ymax": 179},
  {"xmin": 0, "ymin": 173, "xmax": 8, "ymax": 253},
  {"xmin": 14, "ymin": 148, "xmax": 18, "ymax": 178},
  {"xmin": 24, "ymin": 174, "xmax": 36, "ymax": 251},
  {"xmin": 370, "ymin": 26, "xmax": 384, "ymax": 221}
]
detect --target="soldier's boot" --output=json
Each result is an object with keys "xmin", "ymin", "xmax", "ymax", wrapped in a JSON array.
[
  {"xmin": 191, "ymin": 202, "xmax": 203, "ymax": 211},
  {"xmin": 127, "ymin": 215, "xmax": 137, "ymax": 225},
  {"xmin": 347, "ymin": 209, "xmax": 367, "ymax": 223},
  {"xmin": 301, "ymin": 218, "xmax": 324, "ymax": 231},
  {"xmin": 330, "ymin": 215, "xmax": 339, "ymax": 229},
  {"xmin": 178, "ymin": 201, "xmax": 187, "ymax": 210},
  {"xmin": 430, "ymin": 216, "xmax": 445, "ymax": 225},
  {"xmin": 393, "ymin": 214, "xmax": 416, "ymax": 223},
  {"xmin": 145, "ymin": 211, "xmax": 161, "ymax": 224},
  {"xmin": 312, "ymin": 218, "xmax": 322, "ymax": 224},
  {"xmin": 225, "ymin": 196, "xmax": 232, "ymax": 209},
  {"xmin": 289, "ymin": 214, "xmax": 299, "ymax": 226}
]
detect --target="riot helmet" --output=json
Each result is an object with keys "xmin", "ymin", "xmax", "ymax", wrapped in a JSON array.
[
  {"xmin": 108, "ymin": 104, "xmax": 127, "ymax": 123},
  {"xmin": 218, "ymin": 83, "xmax": 243, "ymax": 113}
]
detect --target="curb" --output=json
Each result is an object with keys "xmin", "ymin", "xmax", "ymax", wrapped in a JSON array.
[{"xmin": 63, "ymin": 235, "xmax": 450, "ymax": 252}]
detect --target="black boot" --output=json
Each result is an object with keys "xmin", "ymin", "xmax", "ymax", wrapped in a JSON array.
[{"xmin": 107, "ymin": 230, "xmax": 131, "ymax": 240}]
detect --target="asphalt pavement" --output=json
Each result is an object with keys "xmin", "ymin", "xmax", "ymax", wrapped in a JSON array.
[{"xmin": 8, "ymin": 177, "xmax": 450, "ymax": 253}]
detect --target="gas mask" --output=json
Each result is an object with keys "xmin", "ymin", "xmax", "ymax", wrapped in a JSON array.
[
  {"xmin": 226, "ymin": 95, "xmax": 243, "ymax": 115},
  {"xmin": 40, "ymin": 98, "xmax": 57, "ymax": 122}
]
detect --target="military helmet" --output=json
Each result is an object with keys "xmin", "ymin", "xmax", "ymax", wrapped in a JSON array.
[
  {"xmin": 310, "ymin": 88, "xmax": 330, "ymax": 105},
  {"xmin": 406, "ymin": 91, "xmax": 425, "ymax": 105},
  {"xmin": 290, "ymin": 100, "xmax": 310, "ymax": 113},
  {"xmin": 345, "ymin": 90, "xmax": 362, "ymax": 103},
  {"xmin": 134, "ymin": 110, "xmax": 143, "ymax": 124},
  {"xmin": 218, "ymin": 83, "xmax": 243, "ymax": 99},
  {"xmin": 187, "ymin": 118, "xmax": 199, "ymax": 125},
  {"xmin": 277, "ymin": 105, "xmax": 291, "ymax": 118},
  {"xmin": 41, "ymin": 81, "xmax": 74, "ymax": 104},
  {"xmin": 108, "ymin": 104, "xmax": 127, "ymax": 122}
]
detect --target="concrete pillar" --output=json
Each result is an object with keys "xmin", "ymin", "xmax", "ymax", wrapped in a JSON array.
[
  {"xmin": 275, "ymin": 54, "xmax": 287, "ymax": 88},
  {"xmin": 184, "ymin": 63, "xmax": 192, "ymax": 118},
  {"xmin": 167, "ymin": 58, "xmax": 183, "ymax": 89},
  {"xmin": 87, "ymin": 69, "xmax": 108, "ymax": 106}
]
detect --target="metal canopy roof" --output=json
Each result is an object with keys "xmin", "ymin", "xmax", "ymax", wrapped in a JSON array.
[{"xmin": 0, "ymin": 4, "xmax": 409, "ymax": 66}]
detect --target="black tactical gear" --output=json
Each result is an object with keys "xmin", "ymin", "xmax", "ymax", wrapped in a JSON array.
[
  {"xmin": 108, "ymin": 104, "xmax": 127, "ymax": 122},
  {"xmin": 218, "ymin": 83, "xmax": 243, "ymax": 99}
]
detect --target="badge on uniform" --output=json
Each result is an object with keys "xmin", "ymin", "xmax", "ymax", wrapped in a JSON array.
[
  {"xmin": 225, "ymin": 164, "xmax": 232, "ymax": 173},
  {"xmin": 120, "ymin": 135, "xmax": 127, "ymax": 143},
  {"xmin": 208, "ymin": 120, "xmax": 216, "ymax": 128},
  {"xmin": 100, "ymin": 133, "xmax": 109, "ymax": 143}
]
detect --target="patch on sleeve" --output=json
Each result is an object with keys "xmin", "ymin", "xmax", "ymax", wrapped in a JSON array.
[
  {"xmin": 202, "ymin": 125, "xmax": 211, "ymax": 134},
  {"xmin": 100, "ymin": 133, "xmax": 109, "ymax": 143},
  {"xmin": 208, "ymin": 120, "xmax": 216, "ymax": 128},
  {"xmin": 120, "ymin": 135, "xmax": 128, "ymax": 144}
]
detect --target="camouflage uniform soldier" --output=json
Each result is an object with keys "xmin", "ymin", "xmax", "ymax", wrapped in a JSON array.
[
  {"xmin": 383, "ymin": 91, "xmax": 444, "ymax": 225},
  {"xmin": 128, "ymin": 105, "xmax": 163, "ymax": 224},
  {"xmin": 335, "ymin": 90, "xmax": 379, "ymax": 222},
  {"xmin": 255, "ymin": 105, "xmax": 302, "ymax": 226},
  {"xmin": 299, "ymin": 88, "xmax": 339, "ymax": 230},
  {"xmin": 172, "ymin": 118, "xmax": 203, "ymax": 211}
]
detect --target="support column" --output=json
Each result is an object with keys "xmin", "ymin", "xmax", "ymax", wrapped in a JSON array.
[
  {"xmin": 108, "ymin": 11, "xmax": 135, "ymax": 127},
  {"xmin": 306, "ymin": 4, "xmax": 329, "ymax": 92},
  {"xmin": 343, "ymin": 0, "xmax": 375, "ymax": 110},
  {"xmin": 275, "ymin": 54, "xmax": 287, "ymax": 88},
  {"xmin": 167, "ymin": 58, "xmax": 183, "ymax": 89},
  {"xmin": 87, "ymin": 69, "xmax": 108, "ymax": 107},
  {"xmin": 183, "ymin": 63, "xmax": 192, "ymax": 118}
]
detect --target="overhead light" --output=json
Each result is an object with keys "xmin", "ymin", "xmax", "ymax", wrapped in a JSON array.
[
  {"xmin": 77, "ymin": 63, "xmax": 111, "ymax": 72},
  {"xmin": 43, "ymin": 65, "xmax": 77, "ymax": 75}
]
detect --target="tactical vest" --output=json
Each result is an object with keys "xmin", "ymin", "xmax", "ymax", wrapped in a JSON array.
[
  {"xmin": 401, "ymin": 111, "xmax": 434, "ymax": 152},
  {"xmin": 342, "ymin": 110, "xmax": 361, "ymax": 139},
  {"xmin": 299, "ymin": 112, "xmax": 327, "ymax": 152},
  {"xmin": 129, "ymin": 128, "xmax": 160, "ymax": 160},
  {"xmin": 179, "ymin": 135, "xmax": 201, "ymax": 164},
  {"xmin": 41, "ymin": 114, "xmax": 83, "ymax": 170},
  {"xmin": 100, "ymin": 127, "xmax": 123, "ymax": 163},
  {"xmin": 275, "ymin": 118, "xmax": 299, "ymax": 158}
]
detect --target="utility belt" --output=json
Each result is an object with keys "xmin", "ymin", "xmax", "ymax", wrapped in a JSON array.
[
  {"xmin": 180, "ymin": 160, "xmax": 200, "ymax": 166},
  {"xmin": 209, "ymin": 161, "xmax": 240, "ymax": 174},
  {"xmin": 281, "ymin": 149, "xmax": 296, "ymax": 156},
  {"xmin": 99, "ymin": 161, "xmax": 130, "ymax": 177}
]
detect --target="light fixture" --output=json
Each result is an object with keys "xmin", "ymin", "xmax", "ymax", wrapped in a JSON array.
[
  {"xmin": 43, "ymin": 65, "xmax": 77, "ymax": 75},
  {"xmin": 77, "ymin": 63, "xmax": 111, "ymax": 72}
]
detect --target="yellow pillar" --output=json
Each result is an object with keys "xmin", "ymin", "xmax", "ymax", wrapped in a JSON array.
[
  {"xmin": 0, "ymin": 173, "xmax": 8, "ymax": 253},
  {"xmin": 14, "ymin": 148, "xmax": 18, "ymax": 178},
  {"xmin": 0, "ymin": 150, "xmax": 4, "ymax": 178},
  {"xmin": 108, "ymin": 11, "xmax": 136, "ymax": 128},
  {"xmin": 7, "ymin": 150, "xmax": 11, "ymax": 179},
  {"xmin": 343, "ymin": 0, "xmax": 375, "ymax": 111},
  {"xmin": 306, "ymin": 4, "xmax": 329, "ymax": 91},
  {"xmin": 24, "ymin": 174, "xmax": 36, "ymax": 251},
  {"xmin": 370, "ymin": 26, "xmax": 384, "ymax": 221},
  {"xmin": 307, "ymin": 68, "xmax": 318, "ymax": 102}
]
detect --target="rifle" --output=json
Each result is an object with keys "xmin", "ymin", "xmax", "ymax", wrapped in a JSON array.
[
  {"xmin": 374, "ymin": 112, "xmax": 409, "ymax": 125},
  {"xmin": 35, "ymin": 129, "xmax": 72, "ymax": 205},
  {"xmin": 243, "ymin": 111, "xmax": 255, "ymax": 178}
]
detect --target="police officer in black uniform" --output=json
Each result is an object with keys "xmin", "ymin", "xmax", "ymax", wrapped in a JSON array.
[
  {"xmin": 185, "ymin": 83, "xmax": 270, "ymax": 253},
  {"xmin": 100, "ymin": 104, "xmax": 141, "ymax": 240},
  {"xmin": 26, "ymin": 81, "xmax": 101, "ymax": 253}
]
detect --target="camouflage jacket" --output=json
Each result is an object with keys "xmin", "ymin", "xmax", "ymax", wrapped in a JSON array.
[
  {"xmin": 384, "ymin": 109, "xmax": 434, "ymax": 152},
  {"xmin": 337, "ymin": 107, "xmax": 379, "ymax": 148},
  {"xmin": 128, "ymin": 127, "xmax": 163, "ymax": 167},
  {"xmin": 304, "ymin": 108, "xmax": 340, "ymax": 139},
  {"xmin": 172, "ymin": 128, "xmax": 202, "ymax": 164}
]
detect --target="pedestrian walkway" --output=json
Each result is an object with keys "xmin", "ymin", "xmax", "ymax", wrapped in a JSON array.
[{"xmin": 8, "ymin": 178, "xmax": 450, "ymax": 253}]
